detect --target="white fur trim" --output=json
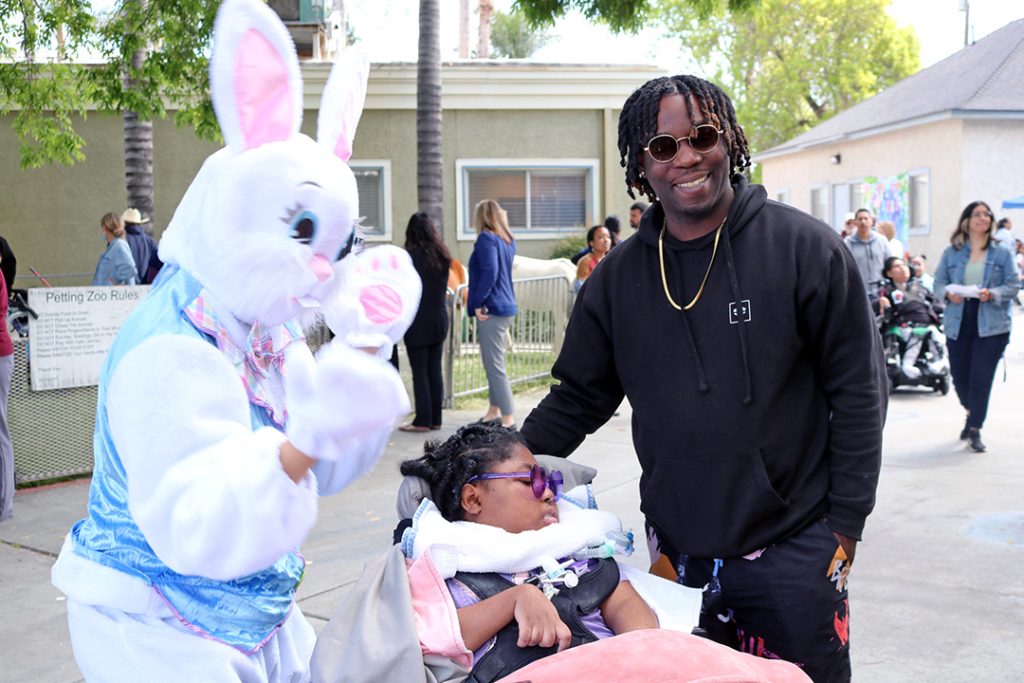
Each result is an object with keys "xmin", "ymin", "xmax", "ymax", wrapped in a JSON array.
[
  {"xmin": 108, "ymin": 335, "xmax": 318, "ymax": 580},
  {"xmin": 62, "ymin": 597, "xmax": 314, "ymax": 682}
]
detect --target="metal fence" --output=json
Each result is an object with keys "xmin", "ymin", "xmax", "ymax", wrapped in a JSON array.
[
  {"xmin": 7, "ymin": 274, "xmax": 576, "ymax": 484},
  {"xmin": 9, "ymin": 339, "xmax": 98, "ymax": 483},
  {"xmin": 445, "ymin": 275, "xmax": 576, "ymax": 405}
]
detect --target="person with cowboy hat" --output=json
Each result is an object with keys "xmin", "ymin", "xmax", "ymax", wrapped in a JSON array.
[{"xmin": 122, "ymin": 207, "xmax": 163, "ymax": 285}]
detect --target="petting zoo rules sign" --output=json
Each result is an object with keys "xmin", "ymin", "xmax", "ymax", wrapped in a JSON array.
[{"xmin": 27, "ymin": 286, "xmax": 149, "ymax": 390}]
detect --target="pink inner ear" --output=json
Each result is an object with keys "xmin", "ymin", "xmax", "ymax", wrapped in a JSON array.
[
  {"xmin": 333, "ymin": 136, "xmax": 353, "ymax": 162},
  {"xmin": 235, "ymin": 29, "xmax": 293, "ymax": 149},
  {"xmin": 331, "ymin": 88, "xmax": 358, "ymax": 161}
]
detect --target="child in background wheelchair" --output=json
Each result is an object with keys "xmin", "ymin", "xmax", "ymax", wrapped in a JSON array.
[{"xmin": 875, "ymin": 256, "xmax": 949, "ymax": 394}]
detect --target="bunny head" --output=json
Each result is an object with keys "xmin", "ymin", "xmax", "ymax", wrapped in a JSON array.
[{"xmin": 159, "ymin": 0, "xmax": 369, "ymax": 327}]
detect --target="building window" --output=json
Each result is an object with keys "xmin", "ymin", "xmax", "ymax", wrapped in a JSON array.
[
  {"xmin": 908, "ymin": 171, "xmax": 929, "ymax": 235},
  {"xmin": 810, "ymin": 185, "xmax": 829, "ymax": 222},
  {"xmin": 849, "ymin": 183, "xmax": 866, "ymax": 214},
  {"xmin": 775, "ymin": 189, "xmax": 790, "ymax": 205},
  {"xmin": 456, "ymin": 159, "xmax": 599, "ymax": 239},
  {"xmin": 351, "ymin": 160, "xmax": 392, "ymax": 241}
]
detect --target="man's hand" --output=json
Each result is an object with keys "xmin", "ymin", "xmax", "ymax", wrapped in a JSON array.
[
  {"xmin": 946, "ymin": 292, "xmax": 964, "ymax": 304},
  {"xmin": 832, "ymin": 531, "xmax": 858, "ymax": 565},
  {"xmin": 475, "ymin": 307, "xmax": 490, "ymax": 321},
  {"xmin": 978, "ymin": 288, "xmax": 993, "ymax": 303},
  {"xmin": 513, "ymin": 584, "xmax": 572, "ymax": 651}
]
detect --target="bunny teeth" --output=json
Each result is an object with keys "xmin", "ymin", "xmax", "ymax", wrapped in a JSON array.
[{"xmin": 295, "ymin": 296, "xmax": 321, "ymax": 309}]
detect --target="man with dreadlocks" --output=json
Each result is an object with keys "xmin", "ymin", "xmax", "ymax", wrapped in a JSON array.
[{"xmin": 520, "ymin": 75, "xmax": 886, "ymax": 682}]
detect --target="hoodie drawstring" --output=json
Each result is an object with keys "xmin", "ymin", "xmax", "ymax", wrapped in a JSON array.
[
  {"xmin": 666, "ymin": 249, "xmax": 710, "ymax": 393},
  {"xmin": 719, "ymin": 226, "xmax": 753, "ymax": 405}
]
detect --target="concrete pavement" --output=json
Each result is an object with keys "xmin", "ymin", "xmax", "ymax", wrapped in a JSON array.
[{"xmin": 2, "ymin": 309, "xmax": 1022, "ymax": 682}]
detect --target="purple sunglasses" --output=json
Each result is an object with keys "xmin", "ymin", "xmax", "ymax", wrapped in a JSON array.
[{"xmin": 467, "ymin": 464, "xmax": 564, "ymax": 500}]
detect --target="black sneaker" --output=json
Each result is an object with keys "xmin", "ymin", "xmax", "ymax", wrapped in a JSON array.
[
  {"xmin": 968, "ymin": 429, "xmax": 986, "ymax": 453},
  {"xmin": 959, "ymin": 417, "xmax": 970, "ymax": 440}
]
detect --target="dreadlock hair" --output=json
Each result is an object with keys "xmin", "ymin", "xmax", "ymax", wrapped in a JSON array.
[
  {"xmin": 399, "ymin": 422, "xmax": 528, "ymax": 522},
  {"xmin": 617, "ymin": 75, "xmax": 750, "ymax": 202}
]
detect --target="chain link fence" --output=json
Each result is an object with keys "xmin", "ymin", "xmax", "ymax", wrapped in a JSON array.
[{"xmin": 9, "ymin": 339, "xmax": 97, "ymax": 483}]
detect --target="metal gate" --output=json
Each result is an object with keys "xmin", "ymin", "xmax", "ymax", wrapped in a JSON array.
[{"xmin": 445, "ymin": 275, "xmax": 575, "ymax": 405}]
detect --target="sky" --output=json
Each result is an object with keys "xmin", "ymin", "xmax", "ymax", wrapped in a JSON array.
[{"xmin": 343, "ymin": 0, "xmax": 1024, "ymax": 72}]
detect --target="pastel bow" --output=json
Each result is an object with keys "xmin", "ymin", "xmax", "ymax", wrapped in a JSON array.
[{"xmin": 184, "ymin": 293, "xmax": 304, "ymax": 426}]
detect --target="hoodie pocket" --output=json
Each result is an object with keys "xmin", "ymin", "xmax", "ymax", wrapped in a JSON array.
[{"xmin": 641, "ymin": 448, "xmax": 789, "ymax": 557}]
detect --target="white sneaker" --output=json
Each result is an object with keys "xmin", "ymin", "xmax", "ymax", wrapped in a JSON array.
[{"xmin": 902, "ymin": 364, "xmax": 921, "ymax": 379}]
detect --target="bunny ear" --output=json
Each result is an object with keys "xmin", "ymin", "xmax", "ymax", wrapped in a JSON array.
[
  {"xmin": 317, "ymin": 47, "xmax": 370, "ymax": 162},
  {"xmin": 210, "ymin": 0, "xmax": 302, "ymax": 151}
]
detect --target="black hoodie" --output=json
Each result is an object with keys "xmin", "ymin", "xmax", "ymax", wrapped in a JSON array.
[{"xmin": 521, "ymin": 176, "xmax": 886, "ymax": 559}]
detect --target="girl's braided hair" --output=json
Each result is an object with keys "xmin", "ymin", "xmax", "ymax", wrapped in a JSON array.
[
  {"xmin": 617, "ymin": 75, "xmax": 751, "ymax": 202},
  {"xmin": 399, "ymin": 422, "xmax": 528, "ymax": 521}
]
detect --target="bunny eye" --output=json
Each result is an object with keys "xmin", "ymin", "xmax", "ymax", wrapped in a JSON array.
[
  {"xmin": 288, "ymin": 210, "xmax": 318, "ymax": 244},
  {"xmin": 335, "ymin": 230, "xmax": 355, "ymax": 261}
]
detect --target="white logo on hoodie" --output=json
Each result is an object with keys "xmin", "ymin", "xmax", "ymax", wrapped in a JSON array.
[{"xmin": 729, "ymin": 299, "xmax": 751, "ymax": 324}]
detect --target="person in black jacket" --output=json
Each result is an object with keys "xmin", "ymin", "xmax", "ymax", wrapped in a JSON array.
[
  {"xmin": 520, "ymin": 75, "xmax": 885, "ymax": 682},
  {"xmin": 121, "ymin": 208, "xmax": 163, "ymax": 285},
  {"xmin": 0, "ymin": 235, "xmax": 16, "ymax": 295},
  {"xmin": 399, "ymin": 212, "xmax": 452, "ymax": 433}
]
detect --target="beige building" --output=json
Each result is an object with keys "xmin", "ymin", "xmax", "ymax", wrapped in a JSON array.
[
  {"xmin": 0, "ymin": 61, "xmax": 662, "ymax": 287},
  {"xmin": 756, "ymin": 19, "xmax": 1024, "ymax": 264}
]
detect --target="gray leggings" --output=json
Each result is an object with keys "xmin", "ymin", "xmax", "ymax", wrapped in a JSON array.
[
  {"xmin": 0, "ymin": 354, "xmax": 12, "ymax": 521},
  {"xmin": 477, "ymin": 315, "xmax": 514, "ymax": 416}
]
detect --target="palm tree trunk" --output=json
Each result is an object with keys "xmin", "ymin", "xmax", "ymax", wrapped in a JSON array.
[
  {"xmin": 123, "ymin": 0, "xmax": 154, "ymax": 234},
  {"xmin": 417, "ymin": 0, "xmax": 443, "ymax": 233},
  {"xmin": 477, "ymin": 0, "xmax": 493, "ymax": 59}
]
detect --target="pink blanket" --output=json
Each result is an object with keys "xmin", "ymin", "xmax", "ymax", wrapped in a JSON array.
[{"xmin": 495, "ymin": 629, "xmax": 811, "ymax": 683}]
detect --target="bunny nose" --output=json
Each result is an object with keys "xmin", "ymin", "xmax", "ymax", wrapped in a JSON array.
[{"xmin": 309, "ymin": 254, "xmax": 333, "ymax": 283}]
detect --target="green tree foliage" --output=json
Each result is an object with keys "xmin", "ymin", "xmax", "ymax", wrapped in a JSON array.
[
  {"xmin": 512, "ymin": 0, "xmax": 758, "ymax": 32},
  {"xmin": 490, "ymin": 10, "xmax": 550, "ymax": 58},
  {"xmin": 658, "ymin": 0, "xmax": 920, "ymax": 155},
  {"xmin": 0, "ymin": 0, "xmax": 219, "ymax": 169},
  {"xmin": 90, "ymin": 0, "xmax": 220, "ymax": 141},
  {"xmin": 0, "ymin": 0, "xmax": 97, "ymax": 167}
]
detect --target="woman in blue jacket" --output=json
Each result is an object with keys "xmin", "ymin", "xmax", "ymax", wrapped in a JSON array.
[
  {"xmin": 468, "ymin": 199, "xmax": 517, "ymax": 427},
  {"xmin": 92, "ymin": 212, "xmax": 138, "ymax": 286},
  {"xmin": 934, "ymin": 201, "xmax": 1020, "ymax": 452}
]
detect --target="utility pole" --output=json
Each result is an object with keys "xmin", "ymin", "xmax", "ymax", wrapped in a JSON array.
[{"xmin": 960, "ymin": 0, "xmax": 970, "ymax": 47}]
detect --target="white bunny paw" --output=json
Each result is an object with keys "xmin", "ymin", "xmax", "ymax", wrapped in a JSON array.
[
  {"xmin": 284, "ymin": 341, "xmax": 409, "ymax": 461},
  {"xmin": 324, "ymin": 245, "xmax": 422, "ymax": 358}
]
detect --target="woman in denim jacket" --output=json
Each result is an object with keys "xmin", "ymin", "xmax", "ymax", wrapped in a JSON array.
[
  {"xmin": 92, "ymin": 212, "xmax": 139, "ymax": 286},
  {"xmin": 934, "ymin": 201, "xmax": 1020, "ymax": 452}
]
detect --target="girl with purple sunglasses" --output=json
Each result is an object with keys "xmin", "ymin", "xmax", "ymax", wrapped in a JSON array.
[{"xmin": 399, "ymin": 422, "xmax": 658, "ymax": 681}]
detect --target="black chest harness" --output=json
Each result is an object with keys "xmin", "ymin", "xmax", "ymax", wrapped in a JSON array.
[{"xmin": 456, "ymin": 558, "xmax": 620, "ymax": 683}]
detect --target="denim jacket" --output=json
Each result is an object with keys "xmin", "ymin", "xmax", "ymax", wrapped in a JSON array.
[
  {"xmin": 933, "ymin": 242, "xmax": 1020, "ymax": 340},
  {"xmin": 92, "ymin": 238, "xmax": 138, "ymax": 286}
]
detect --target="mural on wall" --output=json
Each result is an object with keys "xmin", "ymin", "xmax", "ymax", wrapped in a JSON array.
[{"xmin": 862, "ymin": 173, "xmax": 910, "ymax": 244}]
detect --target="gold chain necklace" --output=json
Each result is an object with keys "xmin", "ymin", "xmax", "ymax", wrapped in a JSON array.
[{"xmin": 658, "ymin": 216, "xmax": 726, "ymax": 311}]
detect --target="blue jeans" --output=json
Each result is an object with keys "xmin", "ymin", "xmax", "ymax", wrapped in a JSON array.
[{"xmin": 946, "ymin": 299, "xmax": 1009, "ymax": 430}]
